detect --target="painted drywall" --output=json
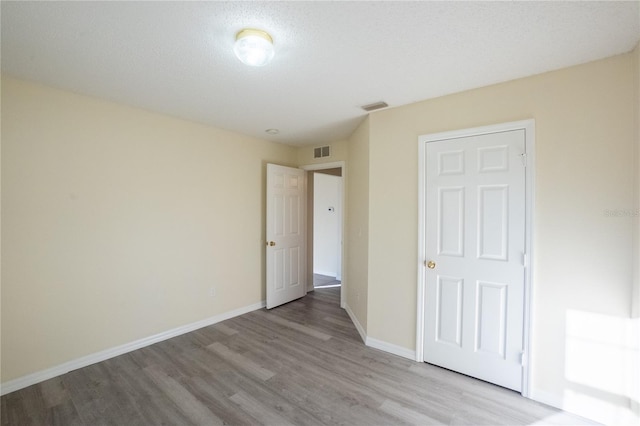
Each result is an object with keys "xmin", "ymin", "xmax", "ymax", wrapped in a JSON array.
[
  {"xmin": 0, "ymin": 76, "xmax": 297, "ymax": 382},
  {"xmin": 344, "ymin": 117, "xmax": 369, "ymax": 332},
  {"xmin": 364, "ymin": 53, "xmax": 636, "ymax": 424},
  {"xmin": 313, "ymin": 173, "xmax": 341, "ymax": 277},
  {"xmin": 316, "ymin": 168, "xmax": 344, "ymax": 281},
  {"xmin": 315, "ymin": 168, "xmax": 342, "ymax": 177}
]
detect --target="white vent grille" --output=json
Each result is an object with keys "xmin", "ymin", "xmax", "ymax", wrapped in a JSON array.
[
  {"xmin": 313, "ymin": 145, "xmax": 331, "ymax": 159},
  {"xmin": 361, "ymin": 101, "xmax": 389, "ymax": 112}
]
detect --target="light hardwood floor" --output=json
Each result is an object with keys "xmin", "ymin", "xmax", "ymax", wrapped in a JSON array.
[{"xmin": 1, "ymin": 288, "xmax": 596, "ymax": 425}]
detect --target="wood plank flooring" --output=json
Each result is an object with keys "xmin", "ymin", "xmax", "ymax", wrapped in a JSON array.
[
  {"xmin": 313, "ymin": 274, "xmax": 341, "ymax": 288},
  {"xmin": 1, "ymin": 288, "xmax": 597, "ymax": 425}
]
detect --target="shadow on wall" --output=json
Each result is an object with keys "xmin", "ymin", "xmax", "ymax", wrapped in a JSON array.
[{"xmin": 563, "ymin": 310, "xmax": 639, "ymax": 424}]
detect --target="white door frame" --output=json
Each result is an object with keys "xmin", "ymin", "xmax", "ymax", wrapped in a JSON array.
[
  {"xmin": 300, "ymin": 161, "xmax": 346, "ymax": 309},
  {"xmin": 416, "ymin": 119, "xmax": 535, "ymax": 397}
]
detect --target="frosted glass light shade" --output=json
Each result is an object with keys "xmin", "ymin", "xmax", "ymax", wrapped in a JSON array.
[{"xmin": 234, "ymin": 29, "xmax": 274, "ymax": 67}]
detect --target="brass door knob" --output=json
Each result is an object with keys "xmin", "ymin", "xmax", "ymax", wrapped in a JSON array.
[{"xmin": 427, "ymin": 260, "xmax": 436, "ymax": 269}]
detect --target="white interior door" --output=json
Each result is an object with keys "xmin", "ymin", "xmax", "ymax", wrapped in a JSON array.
[
  {"xmin": 266, "ymin": 164, "xmax": 307, "ymax": 309},
  {"xmin": 423, "ymin": 129, "xmax": 526, "ymax": 391}
]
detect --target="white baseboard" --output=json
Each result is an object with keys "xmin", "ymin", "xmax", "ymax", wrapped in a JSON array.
[
  {"xmin": 1, "ymin": 300, "xmax": 266, "ymax": 396},
  {"xmin": 342, "ymin": 303, "xmax": 415, "ymax": 361},
  {"xmin": 343, "ymin": 303, "xmax": 366, "ymax": 343},
  {"xmin": 530, "ymin": 389, "xmax": 564, "ymax": 411},
  {"xmin": 531, "ymin": 387, "xmax": 640, "ymax": 425},
  {"xmin": 366, "ymin": 337, "xmax": 416, "ymax": 360}
]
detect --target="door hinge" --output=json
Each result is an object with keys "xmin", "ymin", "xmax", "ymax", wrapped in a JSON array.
[
  {"xmin": 519, "ymin": 351, "xmax": 527, "ymax": 366},
  {"xmin": 520, "ymin": 153, "xmax": 527, "ymax": 166}
]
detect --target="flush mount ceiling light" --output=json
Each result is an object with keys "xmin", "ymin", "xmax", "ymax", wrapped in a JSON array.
[{"xmin": 234, "ymin": 28, "xmax": 274, "ymax": 67}]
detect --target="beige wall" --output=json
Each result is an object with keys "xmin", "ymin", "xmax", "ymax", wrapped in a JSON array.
[
  {"xmin": 364, "ymin": 53, "xmax": 636, "ymax": 421},
  {"xmin": 1, "ymin": 76, "xmax": 297, "ymax": 382},
  {"xmin": 344, "ymin": 117, "xmax": 369, "ymax": 330}
]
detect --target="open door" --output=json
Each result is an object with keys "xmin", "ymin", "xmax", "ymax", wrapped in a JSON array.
[{"xmin": 266, "ymin": 163, "xmax": 307, "ymax": 309}]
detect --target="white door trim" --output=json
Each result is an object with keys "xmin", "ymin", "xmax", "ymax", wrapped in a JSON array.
[
  {"xmin": 416, "ymin": 119, "xmax": 535, "ymax": 397},
  {"xmin": 301, "ymin": 161, "xmax": 346, "ymax": 309}
]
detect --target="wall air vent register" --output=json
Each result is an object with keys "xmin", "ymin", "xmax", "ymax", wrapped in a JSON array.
[{"xmin": 313, "ymin": 146, "xmax": 331, "ymax": 159}]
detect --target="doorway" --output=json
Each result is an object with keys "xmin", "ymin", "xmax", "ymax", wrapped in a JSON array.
[
  {"xmin": 301, "ymin": 162, "xmax": 345, "ymax": 308},
  {"xmin": 313, "ymin": 170, "xmax": 342, "ymax": 289}
]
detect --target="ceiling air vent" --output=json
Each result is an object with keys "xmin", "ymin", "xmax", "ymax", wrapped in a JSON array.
[
  {"xmin": 361, "ymin": 101, "xmax": 388, "ymax": 112},
  {"xmin": 313, "ymin": 145, "xmax": 331, "ymax": 159}
]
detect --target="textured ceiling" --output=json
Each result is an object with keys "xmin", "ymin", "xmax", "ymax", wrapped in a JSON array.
[{"xmin": 2, "ymin": 1, "xmax": 639, "ymax": 146}]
